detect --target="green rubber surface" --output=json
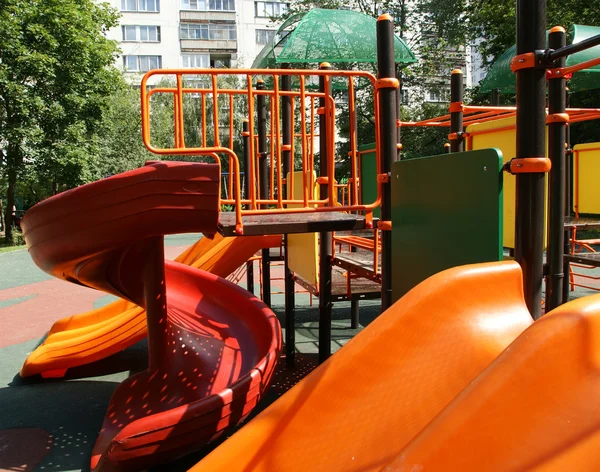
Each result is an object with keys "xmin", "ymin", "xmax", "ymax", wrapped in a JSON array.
[{"xmin": 391, "ymin": 149, "xmax": 504, "ymax": 301}]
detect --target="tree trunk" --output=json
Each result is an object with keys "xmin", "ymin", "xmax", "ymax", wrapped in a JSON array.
[
  {"xmin": 5, "ymin": 144, "xmax": 20, "ymax": 244},
  {"xmin": 0, "ymin": 198, "xmax": 4, "ymax": 235}
]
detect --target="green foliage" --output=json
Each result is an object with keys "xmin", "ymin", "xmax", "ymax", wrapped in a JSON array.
[
  {"xmin": 9, "ymin": 228, "xmax": 25, "ymax": 246},
  {"xmin": 422, "ymin": 0, "xmax": 600, "ymax": 68},
  {"xmin": 0, "ymin": 0, "xmax": 124, "ymax": 242}
]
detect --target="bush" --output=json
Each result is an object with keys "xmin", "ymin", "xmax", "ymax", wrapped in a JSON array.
[{"xmin": 10, "ymin": 229, "xmax": 25, "ymax": 246}]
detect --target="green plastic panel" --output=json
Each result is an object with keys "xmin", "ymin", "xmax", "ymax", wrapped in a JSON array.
[
  {"xmin": 359, "ymin": 143, "xmax": 380, "ymax": 219},
  {"xmin": 391, "ymin": 149, "xmax": 504, "ymax": 301}
]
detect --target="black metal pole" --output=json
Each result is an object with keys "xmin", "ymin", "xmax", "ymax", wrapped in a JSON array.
[
  {"xmin": 515, "ymin": 0, "xmax": 546, "ymax": 319},
  {"xmin": 548, "ymin": 33, "xmax": 600, "ymax": 61},
  {"xmin": 281, "ymin": 65, "xmax": 296, "ymax": 367},
  {"xmin": 242, "ymin": 119, "xmax": 255, "ymax": 295},
  {"xmin": 545, "ymin": 26, "xmax": 567, "ymax": 312},
  {"xmin": 492, "ymin": 88, "xmax": 500, "ymax": 106},
  {"xmin": 318, "ymin": 62, "xmax": 333, "ymax": 363},
  {"xmin": 563, "ymin": 88, "xmax": 572, "ymax": 304},
  {"xmin": 450, "ymin": 69, "xmax": 464, "ymax": 153},
  {"xmin": 256, "ymin": 79, "xmax": 271, "ymax": 307},
  {"xmin": 376, "ymin": 14, "xmax": 397, "ymax": 311},
  {"xmin": 396, "ymin": 65, "xmax": 402, "ymax": 159},
  {"xmin": 144, "ymin": 236, "xmax": 168, "ymax": 372},
  {"xmin": 350, "ymin": 298, "xmax": 360, "ymax": 329}
]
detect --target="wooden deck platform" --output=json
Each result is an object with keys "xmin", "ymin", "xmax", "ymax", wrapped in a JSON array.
[
  {"xmin": 564, "ymin": 217, "xmax": 600, "ymax": 229},
  {"xmin": 218, "ymin": 212, "xmax": 370, "ymax": 236},
  {"xmin": 564, "ymin": 252, "xmax": 600, "ymax": 267}
]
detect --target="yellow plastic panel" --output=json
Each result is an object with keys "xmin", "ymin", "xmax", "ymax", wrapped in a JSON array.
[
  {"xmin": 467, "ymin": 117, "xmax": 547, "ymax": 248},
  {"xmin": 574, "ymin": 142, "xmax": 600, "ymax": 215},
  {"xmin": 287, "ymin": 170, "xmax": 319, "ymax": 286}
]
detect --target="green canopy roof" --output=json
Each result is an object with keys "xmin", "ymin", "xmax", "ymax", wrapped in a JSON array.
[
  {"xmin": 480, "ymin": 24, "xmax": 600, "ymax": 94},
  {"xmin": 252, "ymin": 8, "xmax": 416, "ymax": 68}
]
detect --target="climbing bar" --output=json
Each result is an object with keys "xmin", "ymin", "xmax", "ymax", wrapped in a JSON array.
[{"xmin": 548, "ymin": 56, "xmax": 600, "ymax": 79}]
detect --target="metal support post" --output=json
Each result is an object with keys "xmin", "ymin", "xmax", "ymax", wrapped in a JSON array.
[
  {"xmin": 281, "ymin": 65, "xmax": 296, "ymax": 366},
  {"xmin": 545, "ymin": 26, "xmax": 567, "ymax": 311},
  {"xmin": 376, "ymin": 14, "xmax": 398, "ymax": 311},
  {"xmin": 351, "ymin": 299, "xmax": 360, "ymax": 329},
  {"xmin": 242, "ymin": 119, "xmax": 254, "ymax": 294},
  {"xmin": 450, "ymin": 69, "xmax": 464, "ymax": 153},
  {"xmin": 318, "ymin": 62, "xmax": 333, "ymax": 363},
  {"xmin": 515, "ymin": 0, "xmax": 546, "ymax": 319},
  {"xmin": 257, "ymin": 79, "xmax": 271, "ymax": 307},
  {"xmin": 144, "ymin": 236, "xmax": 168, "ymax": 372}
]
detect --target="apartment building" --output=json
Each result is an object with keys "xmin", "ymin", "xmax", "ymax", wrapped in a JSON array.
[{"xmin": 105, "ymin": 0, "xmax": 288, "ymax": 83}]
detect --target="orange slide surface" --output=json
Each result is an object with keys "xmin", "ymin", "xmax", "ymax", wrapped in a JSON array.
[
  {"xmin": 191, "ymin": 261, "xmax": 533, "ymax": 471},
  {"xmin": 192, "ymin": 258, "xmax": 600, "ymax": 472},
  {"xmin": 21, "ymin": 232, "xmax": 281, "ymax": 378}
]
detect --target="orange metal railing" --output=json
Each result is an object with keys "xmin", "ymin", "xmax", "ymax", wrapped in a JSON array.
[{"xmin": 140, "ymin": 68, "xmax": 383, "ymax": 235}]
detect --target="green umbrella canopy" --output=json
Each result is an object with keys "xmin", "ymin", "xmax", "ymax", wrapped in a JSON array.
[
  {"xmin": 480, "ymin": 24, "xmax": 600, "ymax": 94},
  {"xmin": 252, "ymin": 8, "xmax": 416, "ymax": 68}
]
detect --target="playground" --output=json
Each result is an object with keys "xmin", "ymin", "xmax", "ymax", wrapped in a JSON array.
[{"xmin": 2, "ymin": 2, "xmax": 600, "ymax": 472}]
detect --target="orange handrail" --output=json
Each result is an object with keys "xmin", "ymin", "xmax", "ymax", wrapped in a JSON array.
[{"xmin": 140, "ymin": 68, "xmax": 382, "ymax": 234}]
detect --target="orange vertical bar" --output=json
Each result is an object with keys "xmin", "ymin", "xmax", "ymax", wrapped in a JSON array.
[
  {"xmin": 273, "ymin": 75, "xmax": 283, "ymax": 209},
  {"xmin": 289, "ymin": 92, "xmax": 295, "ymax": 204},
  {"xmin": 310, "ymin": 95, "xmax": 315, "ymax": 172},
  {"xmin": 201, "ymin": 93, "xmax": 207, "ymax": 147},
  {"xmin": 348, "ymin": 76, "xmax": 359, "ymax": 205},
  {"xmin": 326, "ymin": 80, "xmax": 335, "ymax": 207},
  {"xmin": 176, "ymin": 74, "xmax": 186, "ymax": 148},
  {"xmin": 228, "ymin": 93, "xmax": 234, "ymax": 199},
  {"xmin": 211, "ymin": 74, "xmax": 220, "ymax": 148},
  {"xmin": 246, "ymin": 75, "xmax": 257, "ymax": 209},
  {"xmin": 299, "ymin": 76, "xmax": 309, "ymax": 207},
  {"xmin": 373, "ymin": 228, "xmax": 379, "ymax": 273},
  {"xmin": 270, "ymin": 96, "xmax": 276, "ymax": 201},
  {"xmin": 173, "ymin": 93, "xmax": 181, "ymax": 148}
]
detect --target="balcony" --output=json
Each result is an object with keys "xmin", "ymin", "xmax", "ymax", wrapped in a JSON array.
[
  {"xmin": 180, "ymin": 10, "xmax": 236, "ymax": 22},
  {"xmin": 180, "ymin": 39, "xmax": 237, "ymax": 51}
]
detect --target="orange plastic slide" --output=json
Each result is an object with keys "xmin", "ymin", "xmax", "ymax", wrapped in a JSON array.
[
  {"xmin": 190, "ymin": 261, "xmax": 534, "ymax": 471},
  {"xmin": 21, "ymin": 233, "xmax": 281, "ymax": 378},
  {"xmin": 382, "ymin": 293, "xmax": 600, "ymax": 471}
]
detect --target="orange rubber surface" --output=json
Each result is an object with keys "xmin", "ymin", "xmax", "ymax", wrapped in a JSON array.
[
  {"xmin": 21, "ymin": 233, "xmax": 281, "ymax": 378},
  {"xmin": 190, "ymin": 261, "xmax": 533, "ymax": 472},
  {"xmin": 382, "ymin": 293, "xmax": 600, "ymax": 471}
]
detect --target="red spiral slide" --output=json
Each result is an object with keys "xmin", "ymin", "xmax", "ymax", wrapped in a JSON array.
[{"xmin": 21, "ymin": 161, "xmax": 282, "ymax": 471}]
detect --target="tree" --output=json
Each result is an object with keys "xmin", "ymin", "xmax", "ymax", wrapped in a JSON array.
[
  {"xmin": 422, "ymin": 0, "xmax": 600, "ymax": 68},
  {"xmin": 0, "ymin": 0, "xmax": 123, "ymax": 242}
]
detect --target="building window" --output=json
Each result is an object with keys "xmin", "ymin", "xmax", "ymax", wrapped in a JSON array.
[
  {"xmin": 121, "ymin": 0, "xmax": 160, "ymax": 12},
  {"xmin": 182, "ymin": 54, "xmax": 210, "ymax": 68},
  {"xmin": 400, "ymin": 89, "xmax": 409, "ymax": 105},
  {"xmin": 211, "ymin": 55, "xmax": 231, "ymax": 68},
  {"xmin": 256, "ymin": 29, "xmax": 275, "ymax": 45},
  {"xmin": 255, "ymin": 1, "xmax": 288, "ymax": 17},
  {"xmin": 123, "ymin": 55, "xmax": 162, "ymax": 72},
  {"xmin": 122, "ymin": 25, "xmax": 161, "ymax": 42},
  {"xmin": 180, "ymin": 23, "xmax": 237, "ymax": 41},
  {"xmin": 427, "ymin": 89, "xmax": 449, "ymax": 103},
  {"xmin": 181, "ymin": 0, "xmax": 235, "ymax": 11}
]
